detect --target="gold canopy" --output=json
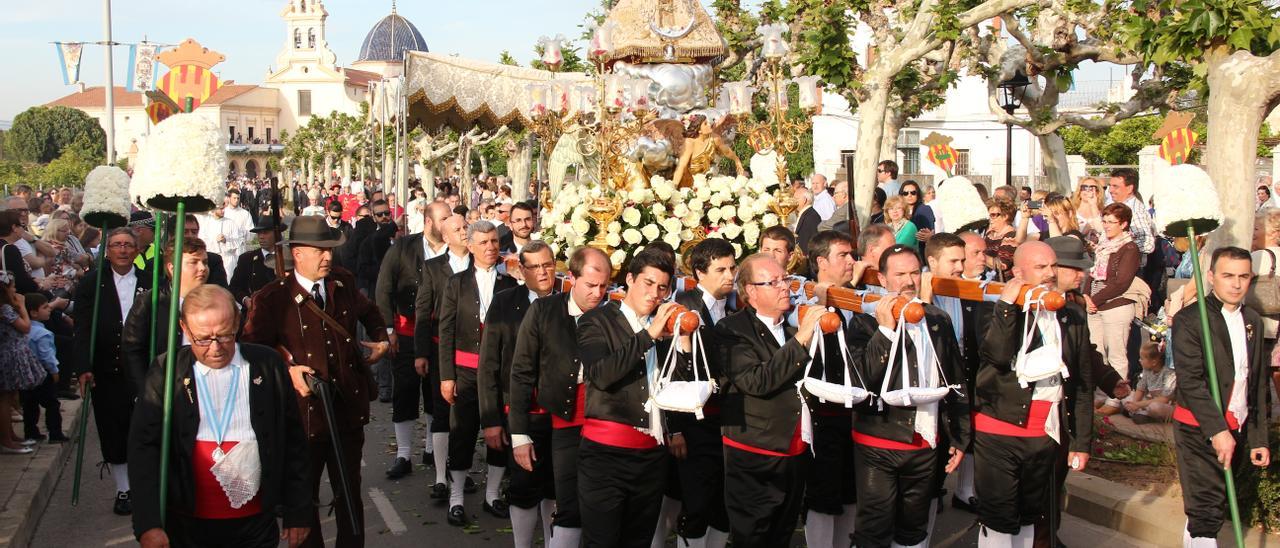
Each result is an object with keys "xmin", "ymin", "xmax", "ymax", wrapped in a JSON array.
[{"xmin": 600, "ymin": 0, "xmax": 727, "ymax": 65}]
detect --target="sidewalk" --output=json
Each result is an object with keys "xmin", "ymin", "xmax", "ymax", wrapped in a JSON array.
[{"xmin": 0, "ymin": 398, "xmax": 82, "ymax": 548}]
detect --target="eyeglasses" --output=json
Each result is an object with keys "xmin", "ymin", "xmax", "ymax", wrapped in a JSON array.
[
  {"xmin": 1101, "ymin": 218, "xmax": 1121, "ymax": 225},
  {"xmin": 1079, "ymin": 185, "xmax": 1097, "ymax": 191},
  {"xmin": 108, "ymin": 242, "xmax": 137, "ymax": 249},
  {"xmin": 190, "ymin": 334, "xmax": 235, "ymax": 347},
  {"xmin": 373, "ymin": 211, "xmax": 391, "ymax": 218},
  {"xmin": 876, "ymin": 169, "xmax": 887, "ymax": 174},
  {"xmin": 988, "ymin": 212, "xmax": 1005, "ymax": 218},
  {"xmin": 900, "ymin": 190, "xmax": 918, "ymax": 196},
  {"xmin": 522, "ymin": 261, "xmax": 557, "ymax": 271},
  {"xmin": 748, "ymin": 278, "xmax": 789, "ymax": 289}
]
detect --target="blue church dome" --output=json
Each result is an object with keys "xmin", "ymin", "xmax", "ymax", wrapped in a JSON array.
[{"xmin": 357, "ymin": 12, "xmax": 428, "ymax": 62}]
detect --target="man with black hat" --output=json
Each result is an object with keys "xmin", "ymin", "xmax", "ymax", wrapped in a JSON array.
[
  {"xmin": 229, "ymin": 216, "xmax": 284, "ymax": 306},
  {"xmin": 242, "ymin": 216, "xmax": 389, "ymax": 548},
  {"xmin": 130, "ymin": 211, "xmax": 158, "ymax": 272}
]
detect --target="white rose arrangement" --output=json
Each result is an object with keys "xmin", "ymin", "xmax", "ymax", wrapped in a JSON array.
[
  {"xmin": 129, "ymin": 113, "xmax": 227, "ymax": 213},
  {"xmin": 81, "ymin": 165, "xmax": 132, "ymax": 229}
]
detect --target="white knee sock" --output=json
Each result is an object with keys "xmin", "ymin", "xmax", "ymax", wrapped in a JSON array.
[
  {"xmin": 705, "ymin": 527, "xmax": 729, "ymax": 548},
  {"xmin": 1011, "ymin": 524, "xmax": 1034, "ymax": 548},
  {"xmin": 540, "ymin": 499, "xmax": 556, "ymax": 544},
  {"xmin": 423, "ymin": 418, "xmax": 434, "ymax": 453},
  {"xmin": 1183, "ymin": 524, "xmax": 1218, "ymax": 547},
  {"xmin": 833, "ymin": 504, "xmax": 856, "ymax": 547},
  {"xmin": 977, "ymin": 525, "xmax": 1013, "ymax": 548},
  {"xmin": 112, "ymin": 463, "xmax": 130, "ymax": 493},
  {"xmin": 432, "ymin": 433, "xmax": 450, "ymax": 484},
  {"xmin": 449, "ymin": 469, "xmax": 467, "ymax": 507},
  {"xmin": 915, "ymin": 499, "xmax": 939, "ymax": 548},
  {"xmin": 805, "ymin": 510, "xmax": 835, "ymax": 548},
  {"xmin": 651, "ymin": 496, "xmax": 681, "ymax": 548},
  {"xmin": 393, "ymin": 421, "xmax": 413, "ymax": 460},
  {"xmin": 956, "ymin": 454, "xmax": 976, "ymax": 502},
  {"xmin": 511, "ymin": 505, "xmax": 540, "ymax": 548},
  {"xmin": 680, "ymin": 534, "xmax": 708, "ymax": 548},
  {"xmin": 486, "ymin": 464, "xmax": 505, "ymax": 504},
  {"xmin": 549, "ymin": 526, "xmax": 581, "ymax": 548}
]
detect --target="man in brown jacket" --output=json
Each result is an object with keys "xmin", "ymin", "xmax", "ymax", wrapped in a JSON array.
[{"xmin": 242, "ymin": 216, "xmax": 389, "ymax": 548}]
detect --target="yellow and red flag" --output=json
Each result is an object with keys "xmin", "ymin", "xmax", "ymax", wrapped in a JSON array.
[
  {"xmin": 928, "ymin": 144, "xmax": 958, "ymax": 176},
  {"xmin": 1158, "ymin": 127, "xmax": 1197, "ymax": 165}
]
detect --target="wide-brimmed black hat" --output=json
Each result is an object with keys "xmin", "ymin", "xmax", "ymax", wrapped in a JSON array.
[
  {"xmin": 251, "ymin": 216, "xmax": 283, "ymax": 234},
  {"xmin": 285, "ymin": 215, "xmax": 346, "ymax": 248},
  {"xmin": 1047, "ymin": 236, "xmax": 1093, "ymax": 270}
]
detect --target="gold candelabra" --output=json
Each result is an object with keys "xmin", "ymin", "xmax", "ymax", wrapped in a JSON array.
[{"xmin": 738, "ymin": 58, "xmax": 816, "ymax": 224}]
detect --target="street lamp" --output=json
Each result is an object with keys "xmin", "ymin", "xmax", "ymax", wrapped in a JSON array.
[{"xmin": 998, "ymin": 71, "xmax": 1031, "ymax": 189}]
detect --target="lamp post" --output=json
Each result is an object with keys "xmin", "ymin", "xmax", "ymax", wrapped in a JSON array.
[{"xmin": 998, "ymin": 71, "xmax": 1030, "ymax": 189}]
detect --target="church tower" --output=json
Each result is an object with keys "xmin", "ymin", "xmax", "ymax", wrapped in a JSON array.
[{"xmin": 275, "ymin": 0, "xmax": 338, "ymax": 72}]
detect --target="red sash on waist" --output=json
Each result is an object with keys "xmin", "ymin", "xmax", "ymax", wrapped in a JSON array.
[
  {"xmin": 455, "ymin": 351, "xmax": 479, "ymax": 369},
  {"xmin": 507, "ymin": 403, "xmax": 548, "ymax": 415},
  {"xmin": 394, "ymin": 314, "xmax": 415, "ymax": 337},
  {"xmin": 552, "ymin": 384, "xmax": 587, "ymax": 429},
  {"xmin": 852, "ymin": 430, "xmax": 931, "ymax": 451},
  {"xmin": 973, "ymin": 400, "xmax": 1054, "ymax": 437},
  {"xmin": 582, "ymin": 418, "xmax": 659, "ymax": 450},
  {"xmin": 722, "ymin": 421, "xmax": 807, "ymax": 457},
  {"xmin": 192, "ymin": 440, "xmax": 262, "ymax": 519},
  {"xmin": 1173, "ymin": 405, "xmax": 1241, "ymax": 431}
]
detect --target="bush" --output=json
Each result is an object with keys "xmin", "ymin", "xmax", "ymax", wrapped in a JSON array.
[{"xmin": 1237, "ymin": 425, "xmax": 1280, "ymax": 530}]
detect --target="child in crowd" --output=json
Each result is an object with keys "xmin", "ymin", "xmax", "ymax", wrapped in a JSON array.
[
  {"xmin": 21, "ymin": 293, "xmax": 65, "ymax": 442},
  {"xmin": 1097, "ymin": 341, "xmax": 1175, "ymax": 423}
]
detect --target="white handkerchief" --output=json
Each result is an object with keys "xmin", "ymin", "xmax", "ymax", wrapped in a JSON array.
[{"xmin": 210, "ymin": 440, "xmax": 262, "ymax": 509}]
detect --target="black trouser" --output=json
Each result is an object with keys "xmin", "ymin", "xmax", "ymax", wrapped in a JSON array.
[
  {"xmin": 390, "ymin": 336, "xmax": 429, "ymax": 423},
  {"xmin": 22, "ymin": 374, "xmax": 61, "ymax": 439},
  {"xmin": 676, "ymin": 416, "xmax": 729, "ymax": 538},
  {"xmin": 852, "ymin": 442, "xmax": 938, "ymax": 548},
  {"xmin": 448, "ymin": 368, "xmax": 505, "ymax": 470},
  {"xmin": 166, "ymin": 511, "xmax": 280, "ymax": 548},
  {"xmin": 577, "ymin": 437, "xmax": 666, "ymax": 548},
  {"xmin": 1175, "ymin": 422, "xmax": 1250, "ymax": 539},
  {"xmin": 427, "ymin": 345, "xmax": 449, "ymax": 433},
  {"xmin": 551, "ymin": 426, "xmax": 583, "ymax": 528},
  {"xmin": 91, "ymin": 370, "xmax": 134, "ymax": 464},
  {"xmin": 723, "ymin": 445, "xmax": 808, "ymax": 548},
  {"xmin": 973, "ymin": 431, "xmax": 1056, "ymax": 534},
  {"xmin": 508, "ymin": 414, "xmax": 555, "ymax": 509},
  {"xmin": 806, "ymin": 411, "xmax": 856, "ymax": 515},
  {"xmin": 301, "ymin": 429, "xmax": 364, "ymax": 548}
]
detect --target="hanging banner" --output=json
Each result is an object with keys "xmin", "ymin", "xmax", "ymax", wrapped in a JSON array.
[
  {"xmin": 921, "ymin": 131, "xmax": 959, "ymax": 176},
  {"xmin": 54, "ymin": 42, "xmax": 84, "ymax": 85},
  {"xmin": 126, "ymin": 43, "xmax": 160, "ymax": 92}
]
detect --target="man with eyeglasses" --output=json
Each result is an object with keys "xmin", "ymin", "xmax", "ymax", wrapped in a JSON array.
[
  {"xmin": 493, "ymin": 200, "xmax": 515, "ymax": 252},
  {"xmin": 356, "ymin": 199, "xmax": 396, "ymax": 295},
  {"xmin": 129, "ymin": 285, "xmax": 311, "ymax": 548},
  {"xmin": 876, "ymin": 160, "xmax": 901, "ymax": 198},
  {"xmin": 717, "ymin": 254, "xmax": 824, "ymax": 548},
  {"xmin": 477, "ymin": 241, "xmax": 558, "ymax": 547},
  {"xmin": 503, "ymin": 202, "xmax": 537, "ymax": 255},
  {"xmin": 72, "ymin": 228, "xmax": 151, "ymax": 516}
]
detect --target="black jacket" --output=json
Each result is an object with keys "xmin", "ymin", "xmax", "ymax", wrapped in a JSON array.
[
  {"xmin": 375, "ymin": 233, "xmax": 427, "ymax": 336},
  {"xmin": 796, "ymin": 208, "xmax": 821, "ymax": 253},
  {"xmin": 128, "ymin": 344, "xmax": 310, "ymax": 539},
  {"xmin": 976, "ymin": 300, "xmax": 1094, "ymax": 453},
  {"xmin": 479, "ymin": 285, "xmax": 537, "ymax": 428},
  {"xmin": 72, "ymin": 265, "xmax": 152, "ymax": 377},
  {"xmin": 439, "ymin": 265, "xmax": 517, "ymax": 382},
  {"xmin": 578, "ymin": 301, "xmax": 681, "ymax": 430},
  {"xmin": 1172, "ymin": 295, "xmax": 1269, "ymax": 449},
  {"xmin": 122, "ymin": 286, "xmax": 174, "ymax": 394},
  {"xmin": 229, "ymin": 248, "xmax": 279, "ymax": 303},
  {"xmin": 413, "ymin": 252, "xmax": 470, "ymax": 365},
  {"xmin": 715, "ymin": 307, "xmax": 814, "ymax": 453},
  {"xmin": 855, "ymin": 306, "xmax": 972, "ymax": 449},
  {"xmin": 357, "ymin": 222, "xmax": 397, "ymax": 293},
  {"xmin": 668, "ymin": 287, "xmax": 733, "ymax": 434},
  {"xmin": 508, "ymin": 292, "xmax": 588, "ymax": 435}
]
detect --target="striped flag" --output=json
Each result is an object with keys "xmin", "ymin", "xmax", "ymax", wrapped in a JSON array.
[
  {"xmin": 156, "ymin": 64, "xmax": 221, "ymax": 111},
  {"xmin": 1158, "ymin": 127, "xmax": 1197, "ymax": 165},
  {"xmin": 928, "ymin": 144, "xmax": 959, "ymax": 176}
]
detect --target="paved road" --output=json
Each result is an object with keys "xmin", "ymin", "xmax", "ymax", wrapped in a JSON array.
[{"xmin": 32, "ymin": 395, "xmax": 1146, "ymax": 547}]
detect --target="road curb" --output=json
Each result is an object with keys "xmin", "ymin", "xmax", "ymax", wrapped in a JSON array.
[{"xmin": 0, "ymin": 398, "xmax": 82, "ymax": 548}]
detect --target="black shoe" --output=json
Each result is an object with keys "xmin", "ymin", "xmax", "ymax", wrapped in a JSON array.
[
  {"xmin": 423, "ymin": 451, "xmax": 433, "ymax": 465},
  {"xmin": 951, "ymin": 495, "xmax": 978, "ymax": 513},
  {"xmin": 386, "ymin": 457, "xmax": 413, "ymax": 479},
  {"xmin": 430, "ymin": 482, "xmax": 448, "ymax": 501},
  {"xmin": 47, "ymin": 434, "xmax": 70, "ymax": 444},
  {"xmin": 464, "ymin": 476, "xmax": 477, "ymax": 494},
  {"xmin": 483, "ymin": 499, "xmax": 510, "ymax": 519},
  {"xmin": 113, "ymin": 491, "xmax": 132, "ymax": 516},
  {"xmin": 447, "ymin": 505, "xmax": 467, "ymax": 526},
  {"xmin": 25, "ymin": 432, "xmax": 45, "ymax": 442}
]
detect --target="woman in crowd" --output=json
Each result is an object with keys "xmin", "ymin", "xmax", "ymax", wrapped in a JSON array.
[
  {"xmin": 900, "ymin": 180, "xmax": 935, "ymax": 232},
  {"xmin": 869, "ymin": 187, "xmax": 887, "ymax": 225},
  {"xmin": 1085, "ymin": 203, "xmax": 1142, "ymax": 380},
  {"xmin": 40, "ymin": 219, "xmax": 83, "ymax": 285},
  {"xmin": 1072, "ymin": 177, "xmax": 1105, "ymax": 245},
  {"xmin": 1259, "ymin": 185, "xmax": 1275, "ymax": 213},
  {"xmin": 883, "ymin": 195, "xmax": 919, "ymax": 249},
  {"xmin": 0, "ymin": 281, "xmax": 41, "ymax": 454},
  {"xmin": 0, "ymin": 211, "xmax": 44, "ymax": 295},
  {"xmin": 1042, "ymin": 194, "xmax": 1085, "ymax": 242},
  {"xmin": 983, "ymin": 197, "xmax": 1018, "ymax": 280},
  {"xmin": 922, "ymin": 185, "xmax": 936, "ymax": 204}
]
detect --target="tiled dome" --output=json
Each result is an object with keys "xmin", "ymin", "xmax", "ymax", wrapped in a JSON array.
[{"xmin": 357, "ymin": 12, "xmax": 428, "ymax": 62}]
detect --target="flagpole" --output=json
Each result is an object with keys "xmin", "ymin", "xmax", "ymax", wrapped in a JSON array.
[{"xmin": 102, "ymin": 0, "xmax": 115, "ymax": 165}]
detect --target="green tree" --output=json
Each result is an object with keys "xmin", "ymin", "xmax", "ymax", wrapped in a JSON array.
[
  {"xmin": 5, "ymin": 106, "xmax": 106, "ymax": 164},
  {"xmin": 498, "ymin": 50, "xmax": 520, "ymax": 66},
  {"xmin": 1059, "ymin": 116, "xmax": 1164, "ymax": 165},
  {"xmin": 38, "ymin": 148, "xmax": 96, "ymax": 189}
]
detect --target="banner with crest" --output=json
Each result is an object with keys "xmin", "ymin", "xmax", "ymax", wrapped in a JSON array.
[
  {"xmin": 54, "ymin": 42, "xmax": 84, "ymax": 86},
  {"xmin": 126, "ymin": 43, "xmax": 160, "ymax": 93}
]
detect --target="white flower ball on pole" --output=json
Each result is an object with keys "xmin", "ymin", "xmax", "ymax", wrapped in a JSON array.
[
  {"xmin": 1153, "ymin": 164, "xmax": 1223, "ymax": 236},
  {"xmin": 81, "ymin": 165, "xmax": 132, "ymax": 229},
  {"xmin": 932, "ymin": 176, "xmax": 988, "ymax": 233},
  {"xmin": 129, "ymin": 113, "xmax": 227, "ymax": 213}
]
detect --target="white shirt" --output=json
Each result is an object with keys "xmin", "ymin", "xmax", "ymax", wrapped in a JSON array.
[
  {"xmin": 224, "ymin": 206, "xmax": 254, "ymax": 238},
  {"xmin": 423, "ymin": 239, "xmax": 446, "ymax": 261},
  {"xmin": 294, "ymin": 271, "xmax": 325, "ymax": 304},
  {"xmin": 475, "ymin": 264, "xmax": 498, "ymax": 322},
  {"xmin": 194, "ymin": 347, "xmax": 256, "ymax": 444},
  {"xmin": 198, "ymin": 214, "xmax": 247, "ymax": 279},
  {"xmin": 406, "ymin": 198, "xmax": 427, "ymax": 235},
  {"xmin": 757, "ymin": 313, "xmax": 787, "ymax": 346},
  {"xmin": 618, "ymin": 300, "xmax": 648, "ymax": 334},
  {"xmin": 1222, "ymin": 304, "xmax": 1250, "ymax": 429},
  {"xmin": 812, "ymin": 191, "xmax": 836, "ymax": 221},
  {"xmin": 447, "ymin": 251, "xmax": 470, "ymax": 274},
  {"xmin": 700, "ymin": 286, "xmax": 728, "ymax": 325},
  {"xmin": 113, "ymin": 267, "xmax": 139, "ymax": 320}
]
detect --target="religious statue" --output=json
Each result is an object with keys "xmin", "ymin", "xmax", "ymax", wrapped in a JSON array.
[{"xmin": 671, "ymin": 112, "xmax": 746, "ymax": 188}]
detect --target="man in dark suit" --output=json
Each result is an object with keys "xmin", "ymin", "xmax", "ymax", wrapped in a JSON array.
[
  {"xmin": 478, "ymin": 241, "xmax": 558, "ymax": 547},
  {"xmin": 229, "ymin": 217, "xmax": 283, "ymax": 306},
  {"xmin": 854, "ymin": 245, "xmax": 970, "ymax": 548},
  {"xmin": 129, "ymin": 285, "xmax": 310, "ymax": 548},
  {"xmin": 494, "ymin": 201, "xmax": 514, "ymax": 252},
  {"xmin": 74, "ymin": 227, "xmax": 152, "ymax": 516},
  {"xmin": 439, "ymin": 221, "xmax": 518, "ymax": 526},
  {"xmin": 715, "ymin": 254, "xmax": 823, "ymax": 548},
  {"xmin": 1172, "ymin": 246, "xmax": 1270, "ymax": 546},
  {"xmin": 414, "ymin": 214, "xmax": 474, "ymax": 498},
  {"xmin": 122, "ymin": 237, "xmax": 211, "ymax": 394},
  {"xmin": 241, "ymin": 216, "xmax": 389, "ymax": 548},
  {"xmin": 669, "ymin": 239, "xmax": 736, "ymax": 548},
  {"xmin": 377, "ymin": 201, "xmax": 451, "ymax": 479},
  {"xmin": 501, "ymin": 201, "xmax": 537, "ymax": 255},
  {"xmin": 508, "ymin": 246, "xmax": 612, "ymax": 548},
  {"xmin": 795, "ymin": 188, "xmax": 821, "ymax": 253},
  {"xmin": 973, "ymin": 241, "xmax": 1093, "ymax": 546},
  {"xmin": 576, "ymin": 247, "xmax": 686, "ymax": 548}
]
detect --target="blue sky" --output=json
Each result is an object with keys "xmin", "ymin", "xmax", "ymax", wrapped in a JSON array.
[{"xmin": 0, "ymin": 0, "xmax": 610, "ymax": 121}]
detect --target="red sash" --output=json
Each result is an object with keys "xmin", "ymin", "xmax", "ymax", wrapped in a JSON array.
[
  {"xmin": 582, "ymin": 419, "xmax": 659, "ymax": 450},
  {"xmin": 852, "ymin": 431, "xmax": 931, "ymax": 451},
  {"xmin": 192, "ymin": 440, "xmax": 261, "ymax": 519},
  {"xmin": 455, "ymin": 351, "xmax": 479, "ymax": 369},
  {"xmin": 973, "ymin": 400, "xmax": 1054, "ymax": 437},
  {"xmin": 552, "ymin": 384, "xmax": 587, "ymax": 429},
  {"xmin": 1173, "ymin": 405, "xmax": 1241, "ymax": 431},
  {"xmin": 394, "ymin": 314, "xmax": 415, "ymax": 337},
  {"xmin": 722, "ymin": 421, "xmax": 807, "ymax": 457}
]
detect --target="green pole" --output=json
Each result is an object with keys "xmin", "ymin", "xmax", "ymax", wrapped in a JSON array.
[
  {"xmin": 148, "ymin": 212, "xmax": 167, "ymax": 362},
  {"xmin": 1187, "ymin": 226, "xmax": 1246, "ymax": 548},
  {"xmin": 158, "ymin": 201, "xmax": 185, "ymax": 525},
  {"xmin": 71, "ymin": 229, "xmax": 108, "ymax": 506}
]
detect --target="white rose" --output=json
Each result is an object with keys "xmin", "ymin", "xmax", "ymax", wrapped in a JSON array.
[
  {"xmin": 680, "ymin": 229, "xmax": 694, "ymax": 240},
  {"xmin": 606, "ymin": 232, "xmax": 622, "ymax": 247},
  {"xmin": 709, "ymin": 193, "xmax": 725, "ymax": 207},
  {"xmin": 650, "ymin": 203, "xmax": 666, "ymax": 216},
  {"xmin": 687, "ymin": 198, "xmax": 704, "ymax": 212},
  {"xmin": 707, "ymin": 208, "xmax": 722, "ymax": 223},
  {"xmin": 743, "ymin": 221, "xmax": 760, "ymax": 243},
  {"xmin": 641, "ymin": 223, "xmax": 661, "ymax": 242},
  {"xmin": 622, "ymin": 207, "xmax": 641, "ymax": 225},
  {"xmin": 572, "ymin": 218, "xmax": 591, "ymax": 235},
  {"xmin": 720, "ymin": 223, "xmax": 743, "ymax": 240},
  {"xmin": 692, "ymin": 174, "xmax": 708, "ymax": 188},
  {"xmin": 572, "ymin": 234, "xmax": 587, "ymax": 246},
  {"xmin": 748, "ymin": 176, "xmax": 769, "ymax": 193},
  {"xmin": 610, "ymin": 250, "xmax": 627, "ymax": 267},
  {"xmin": 732, "ymin": 243, "xmax": 743, "ymax": 257},
  {"xmin": 695, "ymin": 184, "xmax": 712, "ymax": 201},
  {"xmin": 608, "ymin": 221, "xmax": 622, "ymax": 234},
  {"xmin": 622, "ymin": 228, "xmax": 643, "ymax": 245},
  {"xmin": 672, "ymin": 203, "xmax": 690, "ymax": 218},
  {"xmin": 661, "ymin": 217, "xmax": 682, "ymax": 234},
  {"xmin": 653, "ymin": 181, "xmax": 674, "ymax": 201},
  {"xmin": 683, "ymin": 213, "xmax": 702, "ymax": 228},
  {"xmin": 663, "ymin": 232, "xmax": 682, "ymax": 249},
  {"xmin": 721, "ymin": 205, "xmax": 737, "ymax": 220},
  {"xmin": 549, "ymin": 243, "xmax": 561, "ymax": 256},
  {"xmin": 715, "ymin": 191, "xmax": 733, "ymax": 205},
  {"xmin": 762, "ymin": 213, "xmax": 780, "ymax": 227}
]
